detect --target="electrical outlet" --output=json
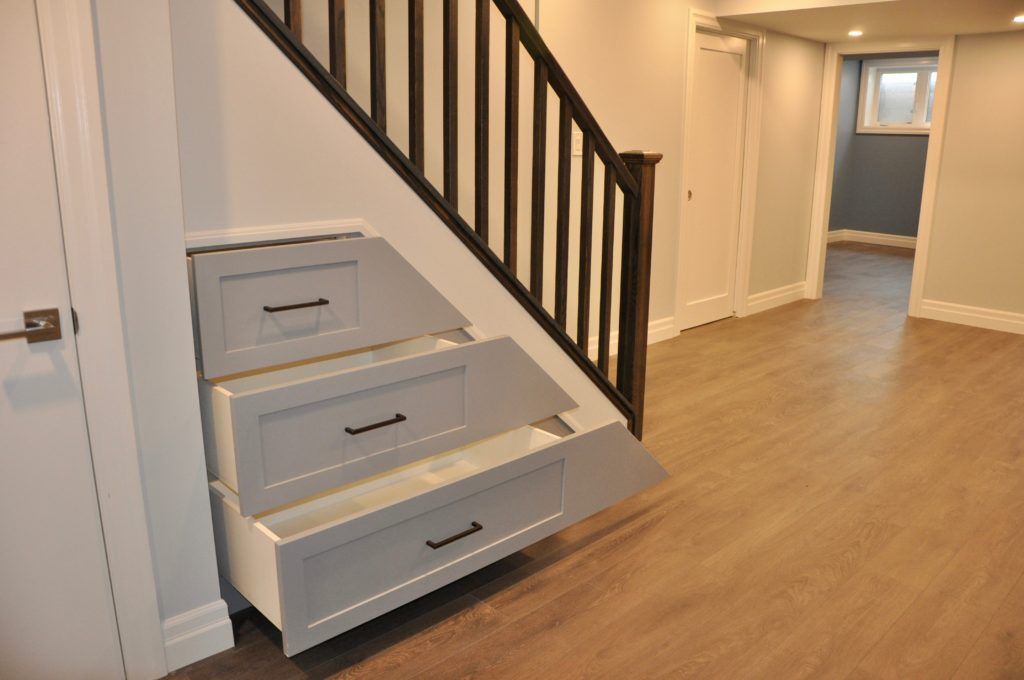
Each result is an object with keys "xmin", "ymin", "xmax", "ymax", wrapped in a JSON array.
[{"xmin": 572, "ymin": 130, "xmax": 584, "ymax": 156}]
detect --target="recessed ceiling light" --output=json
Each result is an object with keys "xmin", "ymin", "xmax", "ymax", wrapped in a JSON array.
[
  {"xmin": 1014, "ymin": 14, "xmax": 1024, "ymax": 23},
  {"xmin": 848, "ymin": 29, "xmax": 864, "ymax": 37}
]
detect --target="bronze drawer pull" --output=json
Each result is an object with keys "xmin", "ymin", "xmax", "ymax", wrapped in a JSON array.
[
  {"xmin": 426, "ymin": 522, "xmax": 483, "ymax": 550},
  {"xmin": 344, "ymin": 413, "xmax": 407, "ymax": 435},
  {"xmin": 263, "ymin": 298, "xmax": 330, "ymax": 313}
]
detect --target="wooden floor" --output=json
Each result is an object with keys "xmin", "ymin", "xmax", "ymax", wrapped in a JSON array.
[{"xmin": 175, "ymin": 243, "xmax": 1024, "ymax": 679}]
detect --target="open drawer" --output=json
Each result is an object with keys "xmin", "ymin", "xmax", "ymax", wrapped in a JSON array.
[
  {"xmin": 209, "ymin": 422, "xmax": 667, "ymax": 656},
  {"xmin": 200, "ymin": 335, "xmax": 576, "ymax": 515},
  {"xmin": 189, "ymin": 236, "xmax": 469, "ymax": 379}
]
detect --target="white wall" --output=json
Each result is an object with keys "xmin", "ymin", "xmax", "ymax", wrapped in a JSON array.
[
  {"xmin": 748, "ymin": 30, "xmax": 825, "ymax": 295},
  {"xmin": 921, "ymin": 30, "xmax": 1024, "ymax": 319},
  {"xmin": 91, "ymin": 1, "xmax": 232, "ymax": 670}
]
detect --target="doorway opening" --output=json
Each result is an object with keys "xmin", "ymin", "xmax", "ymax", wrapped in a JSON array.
[
  {"xmin": 804, "ymin": 38, "xmax": 955, "ymax": 318},
  {"xmin": 823, "ymin": 51, "xmax": 937, "ymax": 309}
]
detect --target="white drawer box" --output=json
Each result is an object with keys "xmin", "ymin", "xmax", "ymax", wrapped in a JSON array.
[
  {"xmin": 200, "ymin": 335, "xmax": 576, "ymax": 515},
  {"xmin": 189, "ymin": 237, "xmax": 468, "ymax": 378},
  {"xmin": 210, "ymin": 422, "xmax": 667, "ymax": 656}
]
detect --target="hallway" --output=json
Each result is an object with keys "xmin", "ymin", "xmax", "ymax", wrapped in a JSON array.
[{"xmin": 176, "ymin": 243, "xmax": 1024, "ymax": 678}]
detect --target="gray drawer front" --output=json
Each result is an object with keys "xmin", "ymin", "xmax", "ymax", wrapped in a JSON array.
[
  {"xmin": 227, "ymin": 336, "xmax": 576, "ymax": 515},
  {"xmin": 300, "ymin": 460, "xmax": 564, "ymax": 625},
  {"xmin": 272, "ymin": 421, "xmax": 667, "ymax": 656},
  {"xmin": 191, "ymin": 237, "xmax": 468, "ymax": 378}
]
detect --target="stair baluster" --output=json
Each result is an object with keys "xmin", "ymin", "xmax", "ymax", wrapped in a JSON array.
[{"xmin": 235, "ymin": 0, "xmax": 659, "ymax": 436}]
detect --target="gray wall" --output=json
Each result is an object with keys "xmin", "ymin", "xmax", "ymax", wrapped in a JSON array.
[{"xmin": 828, "ymin": 58, "xmax": 929, "ymax": 236}]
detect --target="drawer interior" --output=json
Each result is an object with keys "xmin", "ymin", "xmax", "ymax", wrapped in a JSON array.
[
  {"xmin": 209, "ymin": 335, "xmax": 459, "ymax": 392},
  {"xmin": 218, "ymin": 425, "xmax": 562, "ymax": 541}
]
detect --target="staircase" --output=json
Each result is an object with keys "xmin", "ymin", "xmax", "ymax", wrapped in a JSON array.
[
  {"xmin": 184, "ymin": 1, "xmax": 669, "ymax": 658},
  {"xmin": 234, "ymin": 0, "xmax": 661, "ymax": 436}
]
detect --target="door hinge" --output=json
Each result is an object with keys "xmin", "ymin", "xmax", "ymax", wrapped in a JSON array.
[{"xmin": 71, "ymin": 307, "xmax": 80, "ymax": 335}]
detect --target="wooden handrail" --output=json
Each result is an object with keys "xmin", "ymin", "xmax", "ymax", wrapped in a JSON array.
[{"xmin": 234, "ymin": 0, "xmax": 639, "ymax": 428}]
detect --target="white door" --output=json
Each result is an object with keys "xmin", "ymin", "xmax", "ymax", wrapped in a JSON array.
[
  {"xmin": 0, "ymin": 2, "xmax": 125, "ymax": 678},
  {"xmin": 679, "ymin": 32, "xmax": 748, "ymax": 330}
]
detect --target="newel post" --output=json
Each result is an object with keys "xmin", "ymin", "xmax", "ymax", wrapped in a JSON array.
[{"xmin": 617, "ymin": 151, "xmax": 662, "ymax": 438}]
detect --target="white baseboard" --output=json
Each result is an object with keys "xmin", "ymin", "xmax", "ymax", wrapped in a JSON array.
[
  {"xmin": 828, "ymin": 228, "xmax": 917, "ymax": 249},
  {"xmin": 162, "ymin": 599, "xmax": 234, "ymax": 672},
  {"xmin": 588, "ymin": 315, "xmax": 677, "ymax": 359},
  {"xmin": 743, "ymin": 282, "xmax": 807, "ymax": 316},
  {"xmin": 918, "ymin": 299, "xmax": 1024, "ymax": 335}
]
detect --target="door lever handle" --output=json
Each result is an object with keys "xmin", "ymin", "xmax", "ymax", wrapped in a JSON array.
[{"xmin": 0, "ymin": 308, "xmax": 62, "ymax": 344}]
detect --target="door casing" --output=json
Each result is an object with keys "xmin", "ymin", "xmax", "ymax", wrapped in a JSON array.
[{"xmin": 34, "ymin": 2, "xmax": 167, "ymax": 677}]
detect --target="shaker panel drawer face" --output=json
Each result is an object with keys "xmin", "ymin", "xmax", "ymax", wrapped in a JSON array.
[
  {"xmin": 190, "ymin": 237, "xmax": 468, "ymax": 378},
  {"xmin": 298, "ymin": 459, "xmax": 564, "ymax": 625},
  {"xmin": 220, "ymin": 260, "xmax": 359, "ymax": 354},
  {"xmin": 256, "ymin": 366, "xmax": 467, "ymax": 488},
  {"xmin": 200, "ymin": 335, "xmax": 576, "ymax": 516}
]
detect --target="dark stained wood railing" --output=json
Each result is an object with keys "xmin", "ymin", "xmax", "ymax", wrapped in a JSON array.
[
  {"xmin": 235, "ymin": 0, "xmax": 660, "ymax": 436},
  {"xmin": 407, "ymin": 0, "xmax": 424, "ymax": 169},
  {"xmin": 502, "ymin": 17, "xmax": 519, "ymax": 274},
  {"xmin": 328, "ymin": 0, "xmax": 346, "ymax": 85}
]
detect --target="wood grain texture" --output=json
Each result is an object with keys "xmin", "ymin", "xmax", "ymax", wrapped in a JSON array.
[
  {"xmin": 327, "ymin": 0, "xmax": 345, "ymax": 85},
  {"xmin": 502, "ymin": 18, "xmax": 519, "ymax": 274},
  {"xmin": 283, "ymin": 0, "xmax": 302, "ymax": 40},
  {"xmin": 529, "ymin": 60, "xmax": 547, "ymax": 300},
  {"xmin": 616, "ymin": 152, "xmax": 661, "ymax": 437},
  {"xmin": 474, "ymin": 0, "xmax": 489, "ymax": 241},
  {"xmin": 502, "ymin": 19, "xmax": 520, "ymax": 274},
  {"xmin": 407, "ymin": 0, "xmax": 423, "ymax": 169},
  {"xmin": 597, "ymin": 166, "xmax": 616, "ymax": 375},
  {"xmin": 174, "ymin": 244, "xmax": 1024, "ymax": 679},
  {"xmin": 576, "ymin": 132, "xmax": 595, "ymax": 352},
  {"xmin": 442, "ymin": 0, "xmax": 458, "ymax": 207},
  {"xmin": 369, "ymin": 0, "xmax": 386, "ymax": 130},
  {"xmin": 554, "ymin": 98, "xmax": 572, "ymax": 329}
]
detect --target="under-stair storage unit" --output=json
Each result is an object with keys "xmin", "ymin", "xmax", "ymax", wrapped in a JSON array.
[{"xmin": 192, "ymin": 233, "xmax": 666, "ymax": 657}]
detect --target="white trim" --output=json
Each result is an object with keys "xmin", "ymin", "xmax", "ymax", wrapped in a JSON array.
[
  {"xmin": 919, "ymin": 300, "xmax": 1024, "ymax": 335},
  {"xmin": 744, "ymin": 282, "xmax": 807, "ymax": 315},
  {"xmin": 805, "ymin": 37, "xmax": 956, "ymax": 320},
  {"xmin": 184, "ymin": 218, "xmax": 372, "ymax": 250},
  {"xmin": 161, "ymin": 601, "xmax": 234, "ymax": 672},
  {"xmin": 827, "ymin": 229, "xmax": 917, "ymax": 249},
  {"xmin": 856, "ymin": 57, "xmax": 938, "ymax": 135},
  {"xmin": 676, "ymin": 10, "xmax": 766, "ymax": 326},
  {"xmin": 35, "ymin": 3, "xmax": 167, "ymax": 678},
  {"xmin": 908, "ymin": 39, "xmax": 956, "ymax": 317},
  {"xmin": 588, "ymin": 316, "xmax": 677, "ymax": 359}
]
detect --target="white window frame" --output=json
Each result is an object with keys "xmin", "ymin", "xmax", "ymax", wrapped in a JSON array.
[{"xmin": 857, "ymin": 57, "xmax": 938, "ymax": 135}]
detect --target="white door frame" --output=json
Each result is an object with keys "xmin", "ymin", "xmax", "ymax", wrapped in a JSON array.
[
  {"xmin": 676, "ymin": 10, "xmax": 765, "ymax": 329},
  {"xmin": 35, "ymin": 2, "xmax": 167, "ymax": 678},
  {"xmin": 803, "ymin": 36, "xmax": 957, "ymax": 317}
]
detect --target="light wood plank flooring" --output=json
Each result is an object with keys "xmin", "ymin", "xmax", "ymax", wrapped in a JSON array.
[{"xmin": 175, "ymin": 243, "xmax": 1024, "ymax": 679}]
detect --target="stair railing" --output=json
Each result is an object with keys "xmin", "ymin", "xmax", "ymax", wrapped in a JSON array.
[{"xmin": 236, "ymin": 0, "xmax": 661, "ymax": 436}]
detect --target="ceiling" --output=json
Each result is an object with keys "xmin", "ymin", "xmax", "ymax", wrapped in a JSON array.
[{"xmin": 722, "ymin": 0, "xmax": 1024, "ymax": 43}]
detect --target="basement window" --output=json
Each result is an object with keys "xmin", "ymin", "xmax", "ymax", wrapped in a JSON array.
[{"xmin": 857, "ymin": 57, "xmax": 938, "ymax": 135}]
